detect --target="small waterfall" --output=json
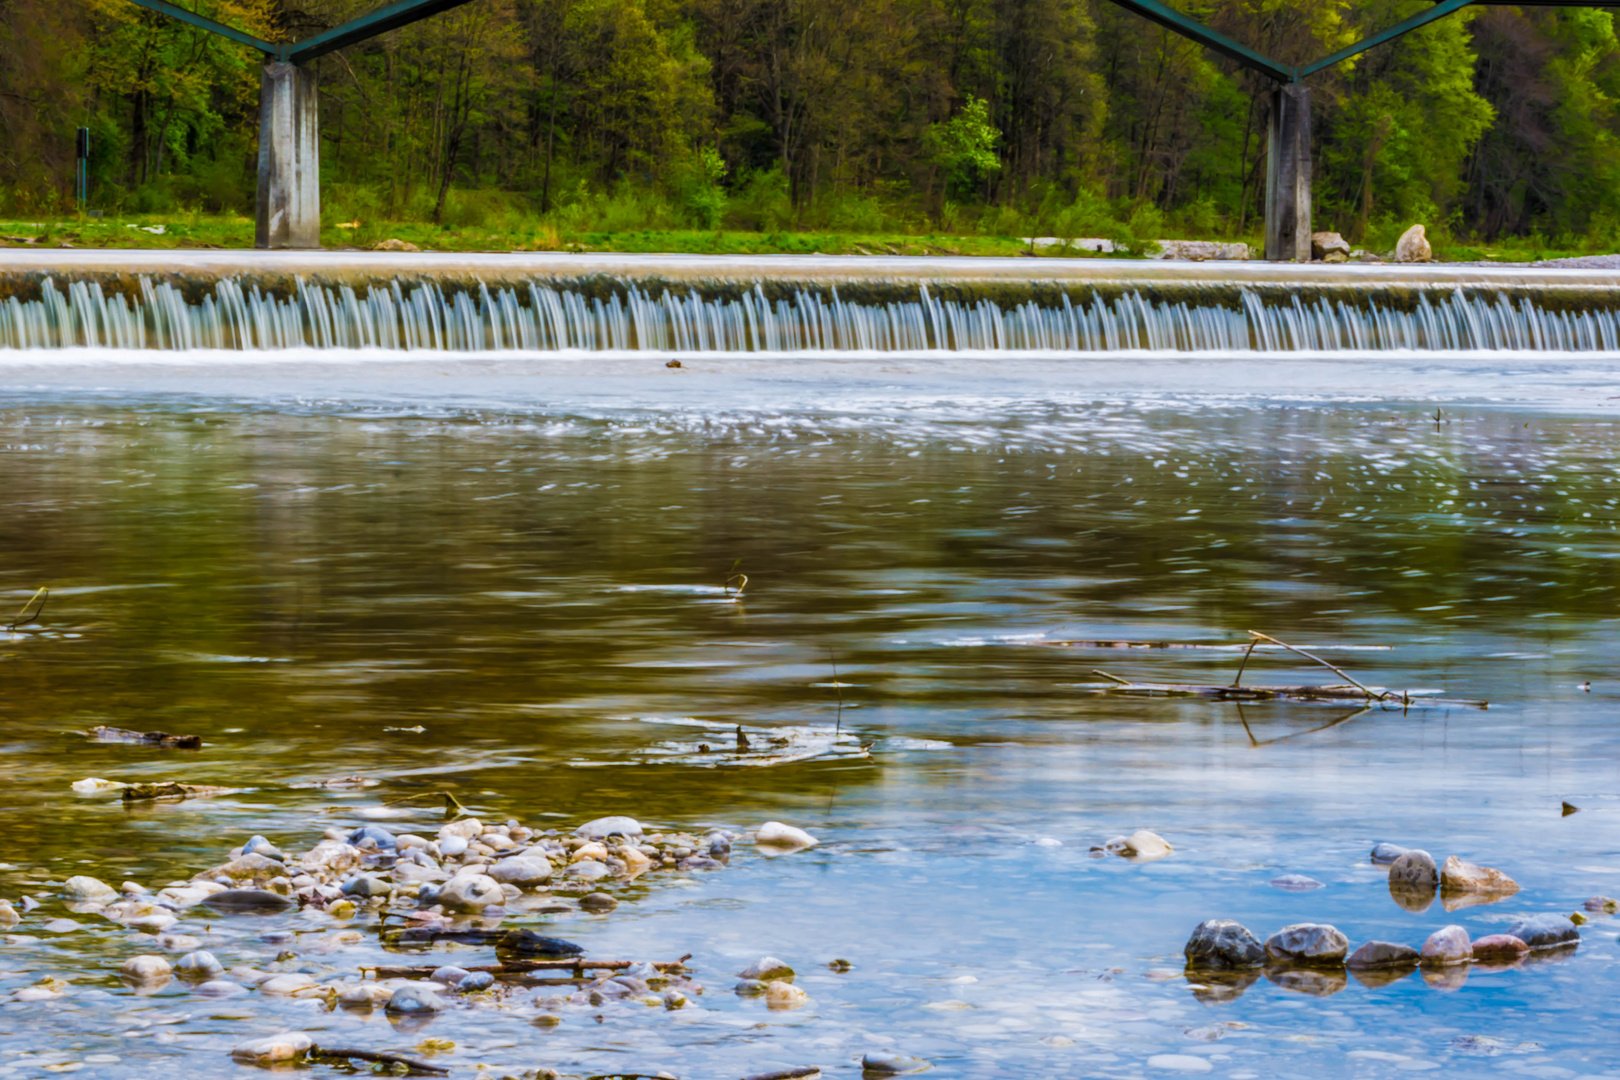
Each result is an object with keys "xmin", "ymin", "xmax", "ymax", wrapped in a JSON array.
[{"xmin": 3, "ymin": 276, "xmax": 1619, "ymax": 353}]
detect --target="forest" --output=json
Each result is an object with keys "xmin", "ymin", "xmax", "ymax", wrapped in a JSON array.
[{"xmin": 2, "ymin": 0, "xmax": 1620, "ymax": 252}]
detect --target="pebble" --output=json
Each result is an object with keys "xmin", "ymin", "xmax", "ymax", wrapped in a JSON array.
[
  {"xmin": 756, "ymin": 821, "xmax": 818, "ymax": 851},
  {"xmin": 1471, "ymin": 934, "xmax": 1530, "ymax": 963},
  {"xmin": 765, "ymin": 979, "xmax": 808, "ymax": 1008},
  {"xmin": 739, "ymin": 956, "xmax": 794, "ymax": 980},
  {"xmin": 1419, "ymin": 925, "xmax": 1473, "ymax": 966},
  {"xmin": 63, "ymin": 876, "xmax": 117, "ymax": 903},
  {"xmin": 1387, "ymin": 850, "xmax": 1439, "ymax": 887},
  {"xmin": 1264, "ymin": 923, "xmax": 1348, "ymax": 966},
  {"xmin": 1439, "ymin": 856, "xmax": 1518, "ymax": 894},
  {"xmin": 242, "ymin": 836, "xmax": 284, "ymax": 861},
  {"xmin": 1183, "ymin": 920, "xmax": 1264, "ymax": 970},
  {"xmin": 706, "ymin": 833, "xmax": 732, "ymax": 863},
  {"xmin": 576, "ymin": 816, "xmax": 644, "ymax": 840},
  {"xmin": 387, "ymin": 984, "xmax": 448, "ymax": 1013},
  {"xmin": 338, "ymin": 982, "xmax": 395, "ymax": 1006},
  {"xmin": 260, "ymin": 974, "xmax": 318, "ymax": 996},
  {"xmin": 155, "ymin": 934, "xmax": 202, "ymax": 952},
  {"xmin": 456, "ymin": 971, "xmax": 495, "ymax": 992},
  {"xmin": 1370, "ymin": 843, "xmax": 1408, "ymax": 865},
  {"xmin": 119, "ymin": 955, "xmax": 172, "ymax": 982},
  {"xmin": 439, "ymin": 835, "xmax": 470, "ymax": 858},
  {"xmin": 431, "ymin": 965, "xmax": 473, "ymax": 985},
  {"xmin": 194, "ymin": 980, "xmax": 246, "ymax": 996},
  {"xmin": 174, "ymin": 951, "xmax": 225, "ymax": 978},
  {"xmin": 341, "ymin": 875, "xmax": 392, "ymax": 898},
  {"xmin": 230, "ymin": 1031, "xmax": 313, "ymax": 1064},
  {"xmin": 1122, "ymin": 830, "xmax": 1173, "ymax": 860},
  {"xmin": 733, "ymin": 979, "xmax": 769, "ymax": 995},
  {"xmin": 1345, "ymin": 941, "xmax": 1420, "ymax": 969},
  {"xmin": 662, "ymin": 990, "xmax": 687, "ymax": 1009},
  {"xmin": 347, "ymin": 825, "xmax": 397, "ymax": 850},
  {"xmin": 1268, "ymin": 875, "xmax": 1323, "ymax": 891},
  {"xmin": 571, "ymin": 841, "xmax": 610, "ymax": 863},
  {"xmin": 580, "ymin": 892, "xmax": 618, "ymax": 913},
  {"xmin": 489, "ymin": 856, "xmax": 553, "ymax": 886},
  {"xmin": 861, "ymin": 1055, "xmax": 932, "ymax": 1076},
  {"xmin": 202, "ymin": 888, "xmax": 294, "ymax": 914},
  {"xmin": 437, "ymin": 873, "xmax": 503, "ymax": 913},
  {"xmin": 1505, "ymin": 913, "xmax": 1579, "ymax": 950},
  {"xmin": 677, "ymin": 855, "xmax": 726, "ymax": 871}
]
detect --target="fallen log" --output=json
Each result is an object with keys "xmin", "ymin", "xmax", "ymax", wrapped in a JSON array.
[
  {"xmin": 366, "ymin": 955, "xmax": 691, "ymax": 979},
  {"xmin": 121, "ymin": 782, "xmax": 243, "ymax": 803},
  {"xmin": 87, "ymin": 726, "xmax": 202, "ymax": 749},
  {"xmin": 309, "ymin": 1045, "xmax": 448, "ymax": 1076}
]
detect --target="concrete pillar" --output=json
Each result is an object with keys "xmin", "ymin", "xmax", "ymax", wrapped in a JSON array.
[
  {"xmin": 255, "ymin": 62, "xmax": 320, "ymax": 250},
  {"xmin": 1264, "ymin": 83, "xmax": 1311, "ymax": 263}
]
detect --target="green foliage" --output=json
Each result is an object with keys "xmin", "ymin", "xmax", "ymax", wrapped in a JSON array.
[{"xmin": 926, "ymin": 96, "xmax": 1002, "ymax": 198}]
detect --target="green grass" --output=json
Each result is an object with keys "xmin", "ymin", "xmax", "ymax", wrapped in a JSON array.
[{"xmin": 0, "ymin": 212, "xmax": 1606, "ymax": 263}]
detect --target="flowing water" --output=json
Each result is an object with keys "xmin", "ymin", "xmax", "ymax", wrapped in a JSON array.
[{"xmin": 0, "ymin": 258, "xmax": 1618, "ymax": 1080}]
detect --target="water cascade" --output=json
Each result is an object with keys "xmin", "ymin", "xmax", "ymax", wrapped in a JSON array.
[{"xmin": 5, "ymin": 276, "xmax": 1620, "ymax": 353}]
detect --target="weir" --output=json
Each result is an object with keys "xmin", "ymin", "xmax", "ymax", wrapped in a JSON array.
[{"xmin": 2, "ymin": 253, "xmax": 1618, "ymax": 355}]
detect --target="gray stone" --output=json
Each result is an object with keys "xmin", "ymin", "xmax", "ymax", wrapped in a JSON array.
[
  {"xmin": 259, "ymin": 973, "xmax": 317, "ymax": 996},
  {"xmin": 1387, "ymin": 849, "xmax": 1439, "ymax": 887},
  {"xmin": 1184, "ymin": 920, "xmax": 1265, "ymax": 970},
  {"xmin": 438, "ymin": 873, "xmax": 503, "ymax": 913},
  {"xmin": 576, "ymin": 816, "xmax": 643, "ymax": 840},
  {"xmin": 1420, "ymin": 925, "xmax": 1473, "ymax": 966},
  {"xmin": 1370, "ymin": 843, "xmax": 1408, "ymax": 865},
  {"xmin": 456, "ymin": 971, "xmax": 494, "ymax": 992},
  {"xmin": 706, "ymin": 833, "xmax": 732, "ymax": 863},
  {"xmin": 386, "ymin": 984, "xmax": 448, "ymax": 1013},
  {"xmin": 1311, "ymin": 231, "xmax": 1351, "ymax": 261},
  {"xmin": 579, "ymin": 892, "xmax": 618, "ymax": 913},
  {"xmin": 1269, "ymin": 875, "xmax": 1324, "ymax": 891},
  {"xmin": 566, "ymin": 860, "xmax": 611, "ymax": 880},
  {"xmin": 346, "ymin": 825, "xmax": 396, "ymax": 850},
  {"xmin": 733, "ymin": 979, "xmax": 769, "ymax": 995},
  {"xmin": 438, "ymin": 835, "xmax": 469, "ymax": 858},
  {"xmin": 341, "ymin": 875, "xmax": 392, "ymax": 898},
  {"xmin": 1505, "ymin": 914, "xmax": 1579, "ymax": 950},
  {"xmin": 203, "ymin": 888, "xmax": 294, "ymax": 914},
  {"xmin": 1264, "ymin": 923, "xmax": 1348, "ymax": 966},
  {"xmin": 120, "ymin": 955, "xmax": 172, "ymax": 982},
  {"xmin": 194, "ymin": 979, "xmax": 246, "ymax": 996},
  {"xmin": 242, "ymin": 836, "xmax": 284, "ymax": 861},
  {"xmin": 489, "ymin": 856, "xmax": 552, "ymax": 887},
  {"xmin": 677, "ymin": 855, "xmax": 725, "ymax": 871},
  {"xmin": 63, "ymin": 876, "xmax": 118, "ymax": 903},
  {"xmin": 1345, "ymin": 941, "xmax": 1420, "ymax": 970},
  {"xmin": 430, "ymin": 966, "xmax": 472, "ymax": 985},
  {"xmin": 174, "ymin": 951, "xmax": 225, "ymax": 979},
  {"xmin": 231, "ymin": 1031, "xmax": 313, "ymax": 1064}
]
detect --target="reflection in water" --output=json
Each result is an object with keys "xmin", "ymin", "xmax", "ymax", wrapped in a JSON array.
[
  {"xmin": 1349, "ymin": 963, "xmax": 1419, "ymax": 990},
  {"xmin": 0, "ymin": 400, "xmax": 1619, "ymax": 1077},
  {"xmin": 1266, "ymin": 965, "xmax": 1349, "ymax": 997},
  {"xmin": 1389, "ymin": 881, "xmax": 1438, "ymax": 914}
]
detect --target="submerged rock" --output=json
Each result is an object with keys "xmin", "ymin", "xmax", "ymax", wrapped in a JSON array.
[
  {"xmin": 765, "ymin": 979, "xmax": 808, "ymax": 1008},
  {"xmin": 386, "ymin": 984, "xmax": 448, "ymax": 1013},
  {"xmin": 1269, "ymin": 874, "xmax": 1324, "ymax": 891},
  {"xmin": 438, "ymin": 873, "xmax": 503, "ymax": 913},
  {"xmin": 1584, "ymin": 895, "xmax": 1619, "ymax": 914},
  {"xmin": 456, "ymin": 971, "xmax": 495, "ymax": 993},
  {"xmin": 1346, "ymin": 941, "xmax": 1420, "ymax": 970},
  {"xmin": 756, "ymin": 821, "xmax": 818, "ymax": 851},
  {"xmin": 1184, "ymin": 920, "xmax": 1264, "ymax": 970},
  {"xmin": 1264, "ymin": 924, "xmax": 1348, "ymax": 966},
  {"xmin": 579, "ymin": 892, "xmax": 617, "ymax": 913},
  {"xmin": 174, "ymin": 951, "xmax": 225, "ymax": 979},
  {"xmin": 1505, "ymin": 914, "xmax": 1579, "ymax": 950},
  {"xmin": 1440, "ymin": 856, "xmax": 1518, "ymax": 895},
  {"xmin": 338, "ymin": 982, "xmax": 395, "ymax": 1006},
  {"xmin": 120, "ymin": 955, "xmax": 172, "ymax": 982},
  {"xmin": 1370, "ymin": 843, "xmax": 1408, "ymax": 865},
  {"xmin": 739, "ymin": 956, "xmax": 794, "ymax": 981},
  {"xmin": 1121, "ymin": 830, "xmax": 1172, "ymax": 861},
  {"xmin": 862, "ymin": 1054, "xmax": 932, "ymax": 1076},
  {"xmin": 63, "ymin": 876, "xmax": 118, "ymax": 903},
  {"xmin": 1419, "ymin": 925, "xmax": 1473, "ymax": 966},
  {"xmin": 494, "ymin": 929, "xmax": 584, "ymax": 957},
  {"xmin": 230, "ymin": 1031, "xmax": 313, "ymax": 1064},
  {"xmin": 203, "ymin": 888, "xmax": 294, "ymax": 914},
  {"xmin": 259, "ymin": 973, "xmax": 318, "ymax": 996}
]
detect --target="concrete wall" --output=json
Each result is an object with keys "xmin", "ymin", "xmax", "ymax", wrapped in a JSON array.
[{"xmin": 255, "ymin": 63, "xmax": 320, "ymax": 250}]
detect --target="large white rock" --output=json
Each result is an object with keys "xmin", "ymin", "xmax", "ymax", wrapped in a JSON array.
[
  {"xmin": 337, "ymin": 981, "xmax": 396, "ymax": 1006},
  {"xmin": 765, "ymin": 979, "xmax": 808, "ymax": 1008},
  {"xmin": 755, "ymin": 821, "xmax": 817, "ymax": 852},
  {"xmin": 258, "ymin": 973, "xmax": 318, "ymax": 996},
  {"xmin": 438, "ymin": 818, "xmax": 484, "ymax": 841},
  {"xmin": 1394, "ymin": 223, "xmax": 1433, "ymax": 263},
  {"xmin": 63, "ymin": 876, "xmax": 118, "ymax": 903},
  {"xmin": 119, "ymin": 955, "xmax": 172, "ymax": 982},
  {"xmin": 438, "ymin": 873, "xmax": 503, "ymax": 913},
  {"xmin": 1121, "ymin": 830, "xmax": 1173, "ymax": 861},
  {"xmin": 489, "ymin": 856, "xmax": 552, "ymax": 887}
]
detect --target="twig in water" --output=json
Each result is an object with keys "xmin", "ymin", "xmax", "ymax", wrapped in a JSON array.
[
  {"xmin": 308, "ymin": 1045, "xmax": 448, "ymax": 1076},
  {"xmin": 1091, "ymin": 669, "xmax": 1134, "ymax": 686},
  {"xmin": 383, "ymin": 791, "xmax": 468, "ymax": 814},
  {"xmin": 6, "ymin": 587, "xmax": 47, "ymax": 632},
  {"xmin": 1230, "ymin": 638, "xmax": 1259, "ymax": 688},
  {"xmin": 1243, "ymin": 631, "xmax": 1389, "ymax": 701},
  {"xmin": 724, "ymin": 560, "xmax": 748, "ymax": 597}
]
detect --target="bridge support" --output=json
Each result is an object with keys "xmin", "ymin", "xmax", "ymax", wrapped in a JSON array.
[
  {"xmin": 1264, "ymin": 84, "xmax": 1311, "ymax": 263},
  {"xmin": 255, "ymin": 62, "xmax": 320, "ymax": 250}
]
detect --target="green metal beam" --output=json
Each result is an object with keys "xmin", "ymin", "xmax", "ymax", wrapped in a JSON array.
[
  {"xmin": 1101, "ymin": 0, "xmax": 1294, "ymax": 82},
  {"xmin": 1298, "ymin": 0, "xmax": 1475, "ymax": 79},
  {"xmin": 119, "ymin": 0, "xmax": 283, "ymax": 57},
  {"xmin": 288, "ymin": 0, "xmax": 483, "ymax": 63}
]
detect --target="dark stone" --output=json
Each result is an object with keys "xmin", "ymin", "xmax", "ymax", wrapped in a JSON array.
[
  {"xmin": 1370, "ymin": 843, "xmax": 1408, "ymax": 865},
  {"xmin": 494, "ymin": 929, "xmax": 585, "ymax": 958},
  {"xmin": 1184, "ymin": 919, "xmax": 1264, "ymax": 970},
  {"xmin": 1506, "ymin": 914, "xmax": 1579, "ymax": 950},
  {"xmin": 202, "ymin": 889, "xmax": 294, "ymax": 914},
  {"xmin": 1387, "ymin": 849, "xmax": 1439, "ymax": 887},
  {"xmin": 456, "ymin": 971, "xmax": 495, "ymax": 992},
  {"xmin": 1264, "ymin": 923, "xmax": 1348, "ymax": 966},
  {"xmin": 1346, "ymin": 941, "xmax": 1420, "ymax": 970},
  {"xmin": 347, "ymin": 825, "xmax": 397, "ymax": 850}
]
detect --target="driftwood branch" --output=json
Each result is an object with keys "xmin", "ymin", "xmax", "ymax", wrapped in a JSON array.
[
  {"xmin": 309, "ymin": 1045, "xmax": 448, "ymax": 1076},
  {"xmin": 6, "ymin": 587, "xmax": 47, "ymax": 631},
  {"xmin": 1244, "ymin": 631, "xmax": 1387, "ymax": 700},
  {"xmin": 366, "ymin": 956, "xmax": 691, "ymax": 978}
]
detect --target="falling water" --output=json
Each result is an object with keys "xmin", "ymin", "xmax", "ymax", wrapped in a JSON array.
[{"xmin": 4, "ymin": 276, "xmax": 1620, "ymax": 353}]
